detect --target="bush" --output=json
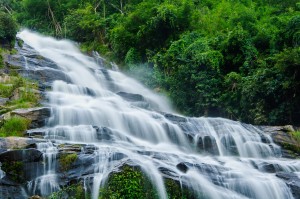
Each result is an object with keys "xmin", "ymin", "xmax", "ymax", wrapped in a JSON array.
[
  {"xmin": 0, "ymin": 12, "xmax": 17, "ymax": 44},
  {"xmin": 0, "ymin": 116, "xmax": 30, "ymax": 137}
]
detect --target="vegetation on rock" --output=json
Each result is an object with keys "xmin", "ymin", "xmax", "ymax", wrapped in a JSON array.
[
  {"xmin": 99, "ymin": 165, "xmax": 158, "ymax": 199},
  {"xmin": 59, "ymin": 153, "xmax": 78, "ymax": 172}
]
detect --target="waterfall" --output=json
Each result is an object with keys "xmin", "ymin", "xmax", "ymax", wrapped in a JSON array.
[{"xmin": 16, "ymin": 29, "xmax": 300, "ymax": 199}]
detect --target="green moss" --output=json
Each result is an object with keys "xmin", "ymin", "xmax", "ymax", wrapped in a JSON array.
[
  {"xmin": 2, "ymin": 161, "xmax": 24, "ymax": 182},
  {"xmin": 165, "ymin": 178, "xmax": 198, "ymax": 199},
  {"xmin": 59, "ymin": 153, "xmax": 78, "ymax": 172},
  {"xmin": 99, "ymin": 165, "xmax": 158, "ymax": 199},
  {"xmin": 0, "ymin": 116, "xmax": 30, "ymax": 137},
  {"xmin": 48, "ymin": 183, "xmax": 87, "ymax": 199}
]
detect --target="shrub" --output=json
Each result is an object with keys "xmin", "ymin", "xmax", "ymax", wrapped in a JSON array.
[{"xmin": 0, "ymin": 116, "xmax": 30, "ymax": 137}]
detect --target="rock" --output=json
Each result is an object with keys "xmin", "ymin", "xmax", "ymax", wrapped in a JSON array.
[
  {"xmin": 0, "ymin": 98, "xmax": 8, "ymax": 106},
  {"xmin": 276, "ymin": 172, "xmax": 300, "ymax": 199},
  {"xmin": 117, "ymin": 92, "xmax": 145, "ymax": 102},
  {"xmin": 0, "ymin": 149, "xmax": 42, "ymax": 162},
  {"xmin": 11, "ymin": 107, "xmax": 51, "ymax": 128},
  {"xmin": 0, "ymin": 137, "xmax": 45, "ymax": 150},
  {"xmin": 163, "ymin": 113, "xmax": 187, "ymax": 123},
  {"xmin": 176, "ymin": 162, "xmax": 189, "ymax": 173},
  {"xmin": 203, "ymin": 136, "xmax": 219, "ymax": 155},
  {"xmin": 258, "ymin": 126, "xmax": 300, "ymax": 158},
  {"xmin": 93, "ymin": 126, "xmax": 113, "ymax": 141}
]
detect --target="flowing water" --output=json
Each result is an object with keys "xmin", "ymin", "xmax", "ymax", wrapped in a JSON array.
[{"xmin": 13, "ymin": 30, "xmax": 300, "ymax": 199}]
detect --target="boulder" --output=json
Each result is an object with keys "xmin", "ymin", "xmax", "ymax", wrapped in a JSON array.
[
  {"xmin": 11, "ymin": 107, "xmax": 51, "ymax": 128},
  {"xmin": 0, "ymin": 137, "xmax": 45, "ymax": 150},
  {"xmin": 258, "ymin": 126, "xmax": 300, "ymax": 158},
  {"xmin": 176, "ymin": 162, "xmax": 189, "ymax": 173},
  {"xmin": 0, "ymin": 149, "xmax": 42, "ymax": 162}
]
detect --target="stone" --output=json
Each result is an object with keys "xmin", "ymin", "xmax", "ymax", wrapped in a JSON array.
[
  {"xmin": 176, "ymin": 162, "xmax": 189, "ymax": 173},
  {"xmin": 0, "ymin": 149, "xmax": 42, "ymax": 162},
  {"xmin": 276, "ymin": 172, "xmax": 300, "ymax": 199},
  {"xmin": 11, "ymin": 107, "xmax": 51, "ymax": 128},
  {"xmin": 117, "ymin": 91, "xmax": 145, "ymax": 102},
  {"xmin": 0, "ymin": 98, "xmax": 8, "ymax": 106},
  {"xmin": 163, "ymin": 113, "xmax": 187, "ymax": 123}
]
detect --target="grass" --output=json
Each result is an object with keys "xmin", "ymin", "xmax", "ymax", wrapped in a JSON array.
[
  {"xmin": 0, "ymin": 116, "xmax": 30, "ymax": 137},
  {"xmin": 0, "ymin": 75, "xmax": 40, "ymax": 109}
]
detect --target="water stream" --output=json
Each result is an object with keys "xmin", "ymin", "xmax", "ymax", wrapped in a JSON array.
[{"xmin": 16, "ymin": 30, "xmax": 300, "ymax": 199}]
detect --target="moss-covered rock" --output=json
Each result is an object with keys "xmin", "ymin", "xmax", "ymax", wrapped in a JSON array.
[
  {"xmin": 99, "ymin": 165, "xmax": 158, "ymax": 199},
  {"xmin": 164, "ymin": 178, "xmax": 198, "ymax": 199},
  {"xmin": 59, "ymin": 153, "xmax": 78, "ymax": 172}
]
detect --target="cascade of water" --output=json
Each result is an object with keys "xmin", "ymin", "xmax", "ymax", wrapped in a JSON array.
[
  {"xmin": 27, "ymin": 142, "xmax": 59, "ymax": 196},
  {"xmin": 16, "ymin": 29, "xmax": 300, "ymax": 199},
  {"xmin": 0, "ymin": 163, "xmax": 5, "ymax": 179}
]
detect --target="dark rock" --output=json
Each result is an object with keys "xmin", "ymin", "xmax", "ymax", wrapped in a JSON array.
[
  {"xmin": 158, "ymin": 167, "xmax": 178, "ymax": 178},
  {"xmin": 203, "ymin": 136, "xmax": 219, "ymax": 155},
  {"xmin": 0, "ymin": 183, "xmax": 25, "ymax": 199},
  {"xmin": 0, "ymin": 149, "xmax": 42, "ymax": 162},
  {"xmin": 93, "ymin": 126, "xmax": 113, "ymax": 141},
  {"xmin": 163, "ymin": 113, "xmax": 187, "ymax": 123},
  {"xmin": 276, "ymin": 172, "xmax": 300, "ymax": 199},
  {"xmin": 11, "ymin": 107, "xmax": 51, "ymax": 128},
  {"xmin": 176, "ymin": 162, "xmax": 189, "ymax": 173},
  {"xmin": 117, "ymin": 92, "xmax": 145, "ymax": 102}
]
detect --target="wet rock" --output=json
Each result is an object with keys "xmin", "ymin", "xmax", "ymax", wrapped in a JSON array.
[
  {"xmin": 203, "ymin": 136, "xmax": 219, "ymax": 155},
  {"xmin": 0, "ymin": 183, "xmax": 25, "ymax": 199},
  {"xmin": 0, "ymin": 149, "xmax": 42, "ymax": 162},
  {"xmin": 176, "ymin": 162, "xmax": 189, "ymax": 173},
  {"xmin": 163, "ymin": 113, "xmax": 187, "ymax": 123},
  {"xmin": 11, "ymin": 107, "xmax": 51, "ymax": 128},
  {"xmin": 276, "ymin": 172, "xmax": 300, "ymax": 199},
  {"xmin": 117, "ymin": 92, "xmax": 145, "ymax": 102},
  {"xmin": 258, "ymin": 163, "xmax": 277, "ymax": 173},
  {"xmin": 258, "ymin": 126, "xmax": 300, "ymax": 158},
  {"xmin": 93, "ymin": 126, "xmax": 113, "ymax": 141},
  {"xmin": 220, "ymin": 135, "xmax": 239, "ymax": 156}
]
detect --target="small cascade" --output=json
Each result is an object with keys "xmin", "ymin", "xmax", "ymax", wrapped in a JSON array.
[
  {"xmin": 27, "ymin": 142, "xmax": 59, "ymax": 196},
  {"xmin": 0, "ymin": 163, "xmax": 5, "ymax": 179},
  {"xmin": 14, "ymin": 29, "xmax": 300, "ymax": 199}
]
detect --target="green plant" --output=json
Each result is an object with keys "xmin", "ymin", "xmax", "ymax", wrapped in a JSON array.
[
  {"xmin": 291, "ymin": 131, "xmax": 300, "ymax": 147},
  {"xmin": 0, "ymin": 116, "xmax": 30, "ymax": 137},
  {"xmin": 99, "ymin": 165, "xmax": 158, "ymax": 199},
  {"xmin": 59, "ymin": 153, "xmax": 78, "ymax": 172},
  {"xmin": 2, "ymin": 161, "xmax": 24, "ymax": 182},
  {"xmin": 48, "ymin": 183, "xmax": 87, "ymax": 199}
]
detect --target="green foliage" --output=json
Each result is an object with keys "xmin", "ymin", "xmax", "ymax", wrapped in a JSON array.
[
  {"xmin": 8, "ymin": 0, "xmax": 300, "ymax": 125},
  {"xmin": 0, "ymin": 11, "xmax": 17, "ymax": 45},
  {"xmin": 2, "ymin": 161, "xmax": 24, "ymax": 182},
  {"xmin": 99, "ymin": 165, "xmax": 158, "ymax": 199},
  {"xmin": 0, "ymin": 116, "xmax": 30, "ymax": 137},
  {"xmin": 48, "ymin": 183, "xmax": 87, "ymax": 199},
  {"xmin": 59, "ymin": 153, "xmax": 78, "ymax": 172},
  {"xmin": 165, "ymin": 178, "xmax": 198, "ymax": 199},
  {"xmin": 291, "ymin": 131, "xmax": 300, "ymax": 147}
]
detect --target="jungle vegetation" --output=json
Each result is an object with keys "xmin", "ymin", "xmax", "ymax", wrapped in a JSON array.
[{"xmin": 1, "ymin": 0, "xmax": 299, "ymax": 125}]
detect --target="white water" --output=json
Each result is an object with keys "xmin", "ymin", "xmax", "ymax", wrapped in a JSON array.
[{"xmin": 17, "ymin": 30, "xmax": 300, "ymax": 199}]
